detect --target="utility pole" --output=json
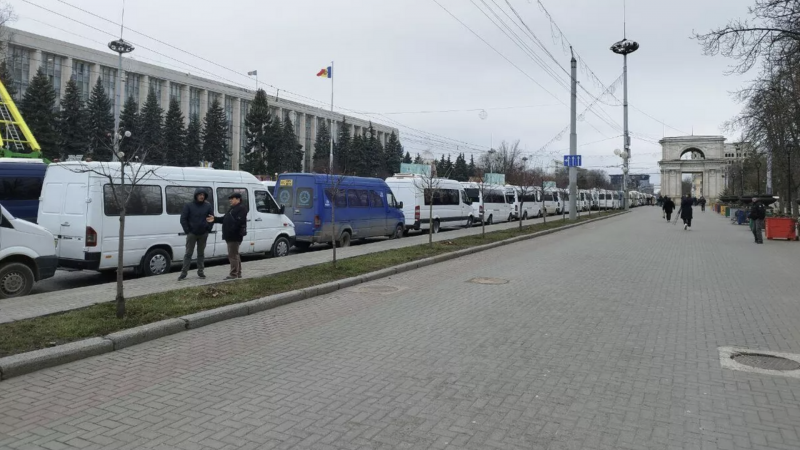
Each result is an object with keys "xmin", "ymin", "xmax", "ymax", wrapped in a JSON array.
[
  {"xmin": 108, "ymin": 12, "xmax": 134, "ymax": 163},
  {"xmin": 610, "ymin": 2, "xmax": 638, "ymax": 210},
  {"xmin": 568, "ymin": 47, "xmax": 577, "ymax": 221}
]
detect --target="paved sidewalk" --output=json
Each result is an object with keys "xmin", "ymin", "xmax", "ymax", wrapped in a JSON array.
[
  {"xmin": 0, "ymin": 210, "xmax": 600, "ymax": 324},
  {"xmin": 1, "ymin": 208, "xmax": 798, "ymax": 449}
]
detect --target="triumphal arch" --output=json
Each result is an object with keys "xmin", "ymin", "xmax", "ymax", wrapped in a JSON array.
[{"xmin": 658, "ymin": 136, "xmax": 729, "ymax": 201}]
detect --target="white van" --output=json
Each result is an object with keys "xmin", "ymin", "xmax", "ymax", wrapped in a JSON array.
[
  {"xmin": 544, "ymin": 189, "xmax": 563, "ymax": 215},
  {"xmin": 38, "ymin": 163, "xmax": 295, "ymax": 276},
  {"xmin": 385, "ymin": 174, "xmax": 474, "ymax": 233},
  {"xmin": 515, "ymin": 187, "xmax": 542, "ymax": 220},
  {"xmin": 460, "ymin": 182, "xmax": 513, "ymax": 225},
  {"xmin": 504, "ymin": 186, "xmax": 520, "ymax": 220},
  {"xmin": 0, "ymin": 205, "xmax": 58, "ymax": 298}
]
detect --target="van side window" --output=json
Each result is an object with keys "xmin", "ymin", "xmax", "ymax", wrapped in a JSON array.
[
  {"xmin": 216, "ymin": 188, "xmax": 249, "ymax": 214},
  {"xmin": 357, "ymin": 190, "xmax": 370, "ymax": 207},
  {"xmin": 255, "ymin": 190, "xmax": 281, "ymax": 214},
  {"xmin": 324, "ymin": 189, "xmax": 347, "ymax": 208},
  {"xmin": 296, "ymin": 188, "xmax": 313, "ymax": 208},
  {"xmin": 103, "ymin": 185, "xmax": 163, "ymax": 216},
  {"xmin": 165, "ymin": 186, "xmax": 213, "ymax": 215},
  {"xmin": 0, "ymin": 177, "xmax": 43, "ymax": 201},
  {"xmin": 370, "ymin": 190, "xmax": 384, "ymax": 208},
  {"xmin": 347, "ymin": 189, "xmax": 368, "ymax": 207},
  {"xmin": 276, "ymin": 187, "xmax": 293, "ymax": 207},
  {"xmin": 386, "ymin": 191, "xmax": 397, "ymax": 208}
]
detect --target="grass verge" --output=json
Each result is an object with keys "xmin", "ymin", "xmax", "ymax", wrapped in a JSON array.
[{"xmin": 0, "ymin": 212, "xmax": 618, "ymax": 357}]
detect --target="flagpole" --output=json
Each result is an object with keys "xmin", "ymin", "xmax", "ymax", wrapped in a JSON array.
[{"xmin": 329, "ymin": 60, "xmax": 334, "ymax": 173}]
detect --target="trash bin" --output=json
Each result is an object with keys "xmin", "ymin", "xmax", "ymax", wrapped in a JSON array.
[{"xmin": 765, "ymin": 217, "xmax": 798, "ymax": 240}]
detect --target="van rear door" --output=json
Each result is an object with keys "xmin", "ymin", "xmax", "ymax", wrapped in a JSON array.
[{"xmin": 39, "ymin": 171, "xmax": 90, "ymax": 262}]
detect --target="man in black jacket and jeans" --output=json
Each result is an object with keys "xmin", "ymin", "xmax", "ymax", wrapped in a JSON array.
[
  {"xmin": 179, "ymin": 188, "xmax": 214, "ymax": 280},
  {"xmin": 208, "ymin": 192, "xmax": 248, "ymax": 279},
  {"xmin": 749, "ymin": 197, "xmax": 766, "ymax": 244}
]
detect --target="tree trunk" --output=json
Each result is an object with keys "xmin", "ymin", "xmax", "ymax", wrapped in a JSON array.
[
  {"xmin": 518, "ymin": 200, "xmax": 523, "ymax": 230},
  {"xmin": 116, "ymin": 208, "xmax": 126, "ymax": 319},
  {"xmin": 481, "ymin": 199, "xmax": 485, "ymax": 237},
  {"xmin": 428, "ymin": 199, "xmax": 434, "ymax": 247},
  {"xmin": 331, "ymin": 204, "xmax": 337, "ymax": 268}
]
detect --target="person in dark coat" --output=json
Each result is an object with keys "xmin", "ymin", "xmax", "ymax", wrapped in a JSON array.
[
  {"xmin": 699, "ymin": 196, "xmax": 706, "ymax": 212},
  {"xmin": 208, "ymin": 192, "xmax": 249, "ymax": 279},
  {"xmin": 662, "ymin": 196, "xmax": 675, "ymax": 222},
  {"xmin": 678, "ymin": 194, "xmax": 694, "ymax": 230},
  {"xmin": 179, "ymin": 188, "xmax": 214, "ymax": 280},
  {"xmin": 749, "ymin": 197, "xmax": 766, "ymax": 244}
]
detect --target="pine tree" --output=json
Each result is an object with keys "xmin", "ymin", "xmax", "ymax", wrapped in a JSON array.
[
  {"xmin": 185, "ymin": 115, "xmax": 203, "ymax": 167},
  {"xmin": 265, "ymin": 117, "xmax": 283, "ymax": 176},
  {"xmin": 118, "ymin": 96, "xmax": 140, "ymax": 156},
  {"xmin": 334, "ymin": 118, "xmax": 351, "ymax": 173},
  {"xmin": 436, "ymin": 154, "xmax": 446, "ymax": 177},
  {"xmin": 163, "ymin": 98, "xmax": 187, "ymax": 166},
  {"xmin": 402, "ymin": 151, "xmax": 412, "ymax": 164},
  {"xmin": 0, "ymin": 61, "xmax": 17, "ymax": 100},
  {"xmin": 138, "ymin": 89, "xmax": 164, "ymax": 163},
  {"xmin": 350, "ymin": 134, "xmax": 370, "ymax": 176},
  {"xmin": 454, "ymin": 153, "xmax": 469, "ymax": 181},
  {"xmin": 312, "ymin": 120, "xmax": 331, "ymax": 172},
  {"xmin": 413, "ymin": 153, "xmax": 423, "ymax": 164},
  {"xmin": 384, "ymin": 130, "xmax": 403, "ymax": 177},
  {"xmin": 281, "ymin": 118, "xmax": 304, "ymax": 172},
  {"xmin": 59, "ymin": 78, "xmax": 88, "ymax": 159},
  {"xmin": 365, "ymin": 123, "xmax": 384, "ymax": 177},
  {"xmin": 202, "ymin": 98, "xmax": 228, "ymax": 168},
  {"xmin": 19, "ymin": 69, "xmax": 59, "ymax": 160},
  {"xmin": 445, "ymin": 154, "xmax": 454, "ymax": 178},
  {"xmin": 85, "ymin": 77, "xmax": 114, "ymax": 161},
  {"xmin": 242, "ymin": 89, "xmax": 271, "ymax": 176},
  {"xmin": 468, "ymin": 154, "xmax": 477, "ymax": 179}
]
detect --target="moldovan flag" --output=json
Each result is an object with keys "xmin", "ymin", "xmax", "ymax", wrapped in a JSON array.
[{"xmin": 316, "ymin": 66, "xmax": 332, "ymax": 78}]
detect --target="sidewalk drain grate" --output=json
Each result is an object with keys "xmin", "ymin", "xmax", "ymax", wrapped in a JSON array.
[
  {"xmin": 354, "ymin": 285, "xmax": 399, "ymax": 294},
  {"xmin": 732, "ymin": 353, "xmax": 800, "ymax": 371},
  {"xmin": 467, "ymin": 277, "xmax": 509, "ymax": 285}
]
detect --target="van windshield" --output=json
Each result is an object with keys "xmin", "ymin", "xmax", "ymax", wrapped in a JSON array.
[
  {"xmin": 464, "ymin": 188, "xmax": 480, "ymax": 203},
  {"xmin": 505, "ymin": 194, "xmax": 515, "ymax": 203}
]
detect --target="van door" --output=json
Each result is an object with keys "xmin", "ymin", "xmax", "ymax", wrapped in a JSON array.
[
  {"xmin": 59, "ymin": 181, "xmax": 90, "ymax": 260},
  {"xmin": 254, "ymin": 190, "xmax": 283, "ymax": 253},
  {"xmin": 369, "ymin": 190, "xmax": 389, "ymax": 236}
]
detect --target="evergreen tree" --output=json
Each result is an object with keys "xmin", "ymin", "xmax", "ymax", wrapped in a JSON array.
[
  {"xmin": 19, "ymin": 69, "xmax": 59, "ymax": 160},
  {"xmin": 118, "ymin": 96, "xmax": 140, "ymax": 157},
  {"xmin": 59, "ymin": 78, "xmax": 88, "ymax": 159},
  {"xmin": 242, "ymin": 89, "xmax": 271, "ymax": 176},
  {"xmin": 0, "ymin": 61, "xmax": 17, "ymax": 99},
  {"xmin": 402, "ymin": 151, "xmax": 412, "ymax": 164},
  {"xmin": 85, "ymin": 77, "xmax": 114, "ymax": 161},
  {"xmin": 350, "ymin": 134, "xmax": 369, "ymax": 176},
  {"xmin": 202, "ymin": 98, "xmax": 228, "ymax": 168},
  {"xmin": 138, "ymin": 89, "xmax": 164, "ymax": 163},
  {"xmin": 185, "ymin": 115, "xmax": 203, "ymax": 167},
  {"xmin": 468, "ymin": 154, "xmax": 477, "ymax": 179},
  {"xmin": 454, "ymin": 153, "xmax": 469, "ymax": 182},
  {"xmin": 384, "ymin": 130, "xmax": 403, "ymax": 176},
  {"xmin": 334, "ymin": 118, "xmax": 351, "ymax": 172},
  {"xmin": 281, "ymin": 118, "xmax": 304, "ymax": 172},
  {"xmin": 265, "ymin": 117, "xmax": 283, "ymax": 176},
  {"xmin": 436, "ymin": 154, "xmax": 447, "ymax": 177},
  {"xmin": 413, "ymin": 153, "xmax": 423, "ymax": 164},
  {"xmin": 444, "ymin": 154, "xmax": 454, "ymax": 178},
  {"xmin": 365, "ymin": 123, "xmax": 384, "ymax": 177},
  {"xmin": 312, "ymin": 120, "xmax": 331, "ymax": 172},
  {"xmin": 163, "ymin": 98, "xmax": 187, "ymax": 166}
]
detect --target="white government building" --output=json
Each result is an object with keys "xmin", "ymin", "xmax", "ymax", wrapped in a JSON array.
[{"xmin": 4, "ymin": 28, "xmax": 399, "ymax": 172}]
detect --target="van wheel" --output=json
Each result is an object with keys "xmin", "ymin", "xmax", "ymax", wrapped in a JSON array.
[
  {"xmin": 338, "ymin": 231, "xmax": 352, "ymax": 248},
  {"xmin": 465, "ymin": 217, "xmax": 474, "ymax": 228},
  {"xmin": 0, "ymin": 263, "xmax": 35, "ymax": 299},
  {"xmin": 486, "ymin": 216, "xmax": 493, "ymax": 225},
  {"xmin": 522, "ymin": 212, "xmax": 528, "ymax": 221},
  {"xmin": 508, "ymin": 213, "xmax": 514, "ymax": 222},
  {"xmin": 272, "ymin": 236, "xmax": 291, "ymax": 257},
  {"xmin": 432, "ymin": 220, "xmax": 440, "ymax": 234},
  {"xmin": 391, "ymin": 224, "xmax": 404, "ymax": 239},
  {"xmin": 142, "ymin": 249, "xmax": 171, "ymax": 276}
]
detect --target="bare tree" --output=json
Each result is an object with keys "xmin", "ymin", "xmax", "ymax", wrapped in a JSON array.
[
  {"xmin": 324, "ymin": 171, "xmax": 348, "ymax": 267},
  {"xmin": 413, "ymin": 166, "xmax": 444, "ymax": 247},
  {"xmin": 67, "ymin": 136, "xmax": 160, "ymax": 318},
  {"xmin": 507, "ymin": 165, "xmax": 539, "ymax": 230},
  {"xmin": 0, "ymin": 2, "xmax": 16, "ymax": 56},
  {"xmin": 479, "ymin": 140, "xmax": 523, "ymax": 175}
]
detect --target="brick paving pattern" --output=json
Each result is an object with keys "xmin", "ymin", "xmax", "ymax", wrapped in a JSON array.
[
  {"xmin": 0, "ymin": 211, "xmax": 594, "ymax": 324},
  {"xmin": 1, "ymin": 208, "xmax": 799, "ymax": 449}
]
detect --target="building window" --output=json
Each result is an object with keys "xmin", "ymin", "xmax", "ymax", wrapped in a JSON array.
[
  {"xmin": 125, "ymin": 72, "xmax": 140, "ymax": 105},
  {"xmin": 170, "ymin": 83, "xmax": 182, "ymax": 104},
  {"xmin": 189, "ymin": 87, "xmax": 201, "ymax": 119},
  {"xmin": 294, "ymin": 113, "xmax": 301, "ymax": 136},
  {"xmin": 100, "ymin": 66, "xmax": 117, "ymax": 107},
  {"xmin": 41, "ymin": 53, "xmax": 62, "ymax": 104},
  {"xmin": 305, "ymin": 115, "xmax": 312, "ymax": 155},
  {"xmin": 5, "ymin": 45, "xmax": 30, "ymax": 100},
  {"xmin": 72, "ymin": 60, "xmax": 91, "ymax": 102},
  {"xmin": 240, "ymin": 99, "xmax": 250, "ymax": 164},
  {"xmin": 149, "ymin": 78, "xmax": 163, "ymax": 107}
]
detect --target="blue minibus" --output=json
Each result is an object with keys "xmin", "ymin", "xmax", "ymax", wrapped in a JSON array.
[
  {"xmin": 0, "ymin": 158, "xmax": 47, "ymax": 223},
  {"xmin": 274, "ymin": 173, "xmax": 405, "ymax": 249}
]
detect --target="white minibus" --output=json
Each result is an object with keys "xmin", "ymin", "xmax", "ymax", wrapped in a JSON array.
[
  {"xmin": 460, "ymin": 182, "xmax": 514, "ymax": 225},
  {"xmin": 386, "ymin": 174, "xmax": 474, "ymax": 233}
]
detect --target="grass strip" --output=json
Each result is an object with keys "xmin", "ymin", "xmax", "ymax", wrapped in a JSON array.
[{"xmin": 0, "ymin": 212, "xmax": 617, "ymax": 357}]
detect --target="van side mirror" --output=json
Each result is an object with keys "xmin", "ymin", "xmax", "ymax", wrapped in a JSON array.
[
  {"xmin": 397, "ymin": 201, "xmax": 404, "ymax": 209},
  {"xmin": 279, "ymin": 204, "xmax": 285, "ymax": 215}
]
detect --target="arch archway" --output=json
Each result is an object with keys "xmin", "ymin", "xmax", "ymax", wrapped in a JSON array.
[
  {"xmin": 658, "ymin": 137, "xmax": 728, "ymax": 201},
  {"xmin": 680, "ymin": 148, "xmax": 706, "ymax": 160}
]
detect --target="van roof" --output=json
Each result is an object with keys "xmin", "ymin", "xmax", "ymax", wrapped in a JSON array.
[
  {"xmin": 48, "ymin": 162, "xmax": 262, "ymax": 184},
  {"xmin": 278, "ymin": 172, "xmax": 388, "ymax": 186},
  {"xmin": 0, "ymin": 158, "xmax": 46, "ymax": 164}
]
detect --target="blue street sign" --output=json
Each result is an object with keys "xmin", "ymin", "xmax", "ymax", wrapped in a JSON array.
[{"xmin": 563, "ymin": 155, "xmax": 582, "ymax": 167}]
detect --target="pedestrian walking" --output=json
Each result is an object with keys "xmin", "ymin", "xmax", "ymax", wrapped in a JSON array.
[
  {"xmin": 178, "ymin": 189, "xmax": 214, "ymax": 280},
  {"xmin": 749, "ymin": 197, "xmax": 766, "ymax": 244},
  {"xmin": 678, "ymin": 194, "xmax": 693, "ymax": 230},
  {"xmin": 208, "ymin": 192, "xmax": 249, "ymax": 279},
  {"xmin": 699, "ymin": 196, "xmax": 706, "ymax": 212},
  {"xmin": 662, "ymin": 196, "xmax": 675, "ymax": 222}
]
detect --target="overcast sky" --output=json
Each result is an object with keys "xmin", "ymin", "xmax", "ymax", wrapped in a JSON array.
[{"xmin": 12, "ymin": 0, "xmax": 754, "ymax": 188}]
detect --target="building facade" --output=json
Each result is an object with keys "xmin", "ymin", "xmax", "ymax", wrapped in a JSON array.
[
  {"xmin": 608, "ymin": 174, "xmax": 653, "ymax": 194},
  {"xmin": 3, "ymin": 28, "xmax": 399, "ymax": 172}
]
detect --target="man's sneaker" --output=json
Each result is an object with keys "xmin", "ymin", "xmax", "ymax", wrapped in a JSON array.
[
  {"xmin": 178, "ymin": 273, "xmax": 187, "ymax": 281},
  {"xmin": 224, "ymin": 275, "xmax": 237, "ymax": 280},
  {"xmin": 198, "ymin": 273, "xmax": 206, "ymax": 279}
]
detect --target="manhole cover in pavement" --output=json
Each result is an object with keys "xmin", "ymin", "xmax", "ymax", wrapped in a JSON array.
[
  {"xmin": 354, "ymin": 285, "xmax": 399, "ymax": 294},
  {"xmin": 467, "ymin": 277, "xmax": 509, "ymax": 285},
  {"xmin": 732, "ymin": 353, "xmax": 800, "ymax": 371}
]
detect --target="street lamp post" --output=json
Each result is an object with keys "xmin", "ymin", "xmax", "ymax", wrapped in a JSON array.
[
  {"xmin": 487, "ymin": 148, "xmax": 496, "ymax": 180},
  {"xmin": 755, "ymin": 160, "xmax": 761, "ymax": 194},
  {"xmin": 108, "ymin": 38, "xmax": 134, "ymax": 162},
  {"xmin": 610, "ymin": 37, "xmax": 639, "ymax": 210}
]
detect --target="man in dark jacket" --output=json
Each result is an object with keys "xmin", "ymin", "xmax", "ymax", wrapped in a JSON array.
[
  {"xmin": 749, "ymin": 197, "xmax": 766, "ymax": 244},
  {"xmin": 662, "ymin": 196, "xmax": 675, "ymax": 222},
  {"xmin": 178, "ymin": 188, "xmax": 214, "ymax": 280},
  {"xmin": 679, "ymin": 194, "xmax": 694, "ymax": 230},
  {"xmin": 208, "ymin": 192, "xmax": 248, "ymax": 279},
  {"xmin": 699, "ymin": 196, "xmax": 706, "ymax": 212}
]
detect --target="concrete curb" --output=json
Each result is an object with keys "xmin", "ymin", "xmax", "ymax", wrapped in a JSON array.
[{"xmin": 0, "ymin": 212, "xmax": 623, "ymax": 381}]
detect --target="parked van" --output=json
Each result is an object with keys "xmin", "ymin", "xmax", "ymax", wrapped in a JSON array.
[
  {"xmin": 0, "ymin": 158, "xmax": 47, "ymax": 223},
  {"xmin": 515, "ymin": 187, "xmax": 542, "ymax": 220},
  {"xmin": 460, "ymin": 182, "xmax": 513, "ymax": 225},
  {"xmin": 0, "ymin": 204, "xmax": 58, "ymax": 298},
  {"xmin": 386, "ymin": 174, "xmax": 472, "ymax": 234},
  {"xmin": 37, "ymin": 163, "xmax": 295, "ymax": 276},
  {"xmin": 276, "ymin": 173, "xmax": 405, "ymax": 247}
]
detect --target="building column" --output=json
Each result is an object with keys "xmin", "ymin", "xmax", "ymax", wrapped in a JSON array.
[
  {"xmin": 180, "ymin": 85, "xmax": 190, "ymax": 126},
  {"xmin": 30, "ymin": 49, "xmax": 42, "ymax": 78},
  {"xmin": 296, "ymin": 112, "xmax": 307, "ymax": 172},
  {"xmin": 88, "ymin": 62, "xmax": 99, "ymax": 92},
  {"xmin": 139, "ymin": 75, "xmax": 149, "ymax": 108},
  {"xmin": 161, "ymin": 81, "xmax": 170, "ymax": 108},
  {"xmin": 231, "ymin": 97, "xmax": 241, "ymax": 171},
  {"xmin": 61, "ymin": 56, "xmax": 73, "ymax": 98},
  {"xmin": 199, "ymin": 90, "xmax": 209, "ymax": 120}
]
